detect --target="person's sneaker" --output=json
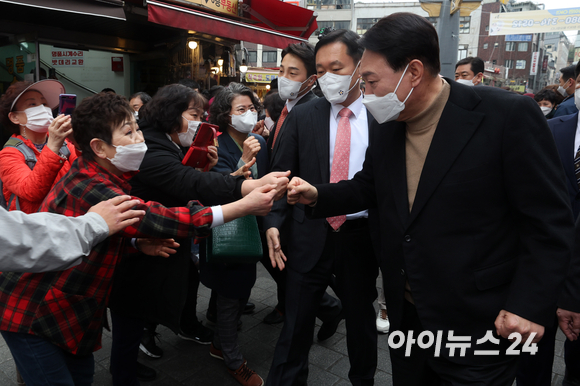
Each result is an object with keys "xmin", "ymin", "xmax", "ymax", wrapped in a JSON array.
[
  {"xmin": 376, "ymin": 309, "xmax": 390, "ymax": 334},
  {"xmin": 227, "ymin": 362, "xmax": 264, "ymax": 386},
  {"xmin": 209, "ymin": 343, "xmax": 224, "ymax": 360},
  {"xmin": 263, "ymin": 308, "xmax": 284, "ymax": 325},
  {"xmin": 139, "ymin": 329, "xmax": 163, "ymax": 359},
  {"xmin": 243, "ymin": 302, "xmax": 256, "ymax": 314},
  {"xmin": 136, "ymin": 362, "xmax": 157, "ymax": 382},
  {"xmin": 178, "ymin": 322, "xmax": 214, "ymax": 344}
]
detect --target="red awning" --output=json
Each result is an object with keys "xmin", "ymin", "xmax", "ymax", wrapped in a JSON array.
[
  {"xmin": 241, "ymin": 0, "xmax": 318, "ymax": 39},
  {"xmin": 147, "ymin": 0, "xmax": 315, "ymax": 49},
  {"xmin": 0, "ymin": 0, "xmax": 126, "ymax": 20}
]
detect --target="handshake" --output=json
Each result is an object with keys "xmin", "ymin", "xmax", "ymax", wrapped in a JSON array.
[{"xmin": 240, "ymin": 174, "xmax": 319, "ymax": 217}]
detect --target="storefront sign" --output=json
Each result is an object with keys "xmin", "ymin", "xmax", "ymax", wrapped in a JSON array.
[
  {"xmin": 51, "ymin": 49, "xmax": 85, "ymax": 66},
  {"xmin": 505, "ymin": 34, "xmax": 532, "ymax": 42},
  {"xmin": 489, "ymin": 7, "xmax": 580, "ymax": 35},
  {"xmin": 180, "ymin": 0, "xmax": 238, "ymax": 16},
  {"xmin": 245, "ymin": 72, "xmax": 278, "ymax": 83},
  {"xmin": 529, "ymin": 52, "xmax": 540, "ymax": 76}
]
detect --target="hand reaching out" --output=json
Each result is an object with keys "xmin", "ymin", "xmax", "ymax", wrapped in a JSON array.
[
  {"xmin": 88, "ymin": 195, "xmax": 146, "ymax": 236},
  {"xmin": 136, "ymin": 238, "xmax": 180, "ymax": 258},
  {"xmin": 287, "ymin": 177, "xmax": 318, "ymax": 206}
]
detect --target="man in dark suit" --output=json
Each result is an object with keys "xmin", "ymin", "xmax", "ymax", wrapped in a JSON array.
[
  {"xmin": 286, "ymin": 13, "xmax": 574, "ymax": 385},
  {"xmin": 554, "ymin": 65, "xmax": 579, "ymax": 118},
  {"xmin": 263, "ymin": 42, "xmax": 342, "ymax": 327},
  {"xmin": 268, "ymin": 42, "xmax": 318, "ymax": 161},
  {"xmin": 264, "ymin": 30, "xmax": 379, "ymax": 386},
  {"xmin": 516, "ymin": 62, "xmax": 580, "ymax": 386}
]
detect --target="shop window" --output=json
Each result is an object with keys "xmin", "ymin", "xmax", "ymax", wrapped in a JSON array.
[
  {"xmin": 315, "ymin": 20, "xmax": 351, "ymax": 35},
  {"xmin": 516, "ymin": 60, "xmax": 526, "ymax": 69},
  {"xmin": 262, "ymin": 51, "xmax": 277, "ymax": 63}
]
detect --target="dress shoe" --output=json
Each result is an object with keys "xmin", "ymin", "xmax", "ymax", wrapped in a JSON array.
[
  {"xmin": 263, "ymin": 308, "xmax": 284, "ymax": 325},
  {"xmin": 317, "ymin": 309, "xmax": 344, "ymax": 342},
  {"xmin": 227, "ymin": 362, "xmax": 264, "ymax": 386},
  {"xmin": 136, "ymin": 362, "xmax": 157, "ymax": 382},
  {"xmin": 376, "ymin": 309, "xmax": 390, "ymax": 334},
  {"xmin": 139, "ymin": 328, "xmax": 163, "ymax": 358},
  {"xmin": 243, "ymin": 302, "xmax": 256, "ymax": 314}
]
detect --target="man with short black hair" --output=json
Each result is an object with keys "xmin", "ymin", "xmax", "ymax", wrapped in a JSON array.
[
  {"xmin": 268, "ymin": 42, "xmax": 318, "ymax": 159},
  {"xmin": 265, "ymin": 30, "xmax": 379, "ymax": 386},
  {"xmin": 454, "ymin": 56, "xmax": 484, "ymax": 86},
  {"xmin": 554, "ymin": 64, "xmax": 578, "ymax": 118},
  {"xmin": 286, "ymin": 12, "xmax": 574, "ymax": 385}
]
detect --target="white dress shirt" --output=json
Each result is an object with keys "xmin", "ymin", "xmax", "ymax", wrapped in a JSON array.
[{"xmin": 328, "ymin": 93, "xmax": 369, "ymax": 219}]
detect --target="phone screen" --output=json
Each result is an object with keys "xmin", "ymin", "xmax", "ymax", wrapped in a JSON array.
[{"xmin": 58, "ymin": 94, "xmax": 77, "ymax": 116}]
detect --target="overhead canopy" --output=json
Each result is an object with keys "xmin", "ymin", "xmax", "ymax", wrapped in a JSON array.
[
  {"xmin": 241, "ymin": 0, "xmax": 318, "ymax": 39},
  {"xmin": 147, "ymin": 0, "xmax": 316, "ymax": 49},
  {"xmin": 0, "ymin": 0, "xmax": 126, "ymax": 20}
]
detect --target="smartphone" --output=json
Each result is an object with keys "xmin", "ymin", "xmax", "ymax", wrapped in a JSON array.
[{"xmin": 58, "ymin": 94, "xmax": 77, "ymax": 116}]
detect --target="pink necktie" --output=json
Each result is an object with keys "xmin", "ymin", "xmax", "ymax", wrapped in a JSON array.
[{"xmin": 327, "ymin": 108, "xmax": 352, "ymax": 230}]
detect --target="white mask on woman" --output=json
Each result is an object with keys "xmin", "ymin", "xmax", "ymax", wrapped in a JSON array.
[
  {"xmin": 179, "ymin": 117, "xmax": 201, "ymax": 147},
  {"xmin": 17, "ymin": 105, "xmax": 54, "ymax": 133},
  {"xmin": 107, "ymin": 142, "xmax": 148, "ymax": 172},
  {"xmin": 317, "ymin": 62, "xmax": 361, "ymax": 104},
  {"xmin": 230, "ymin": 110, "xmax": 257, "ymax": 134},
  {"xmin": 264, "ymin": 116, "xmax": 275, "ymax": 130},
  {"xmin": 540, "ymin": 106, "xmax": 552, "ymax": 116}
]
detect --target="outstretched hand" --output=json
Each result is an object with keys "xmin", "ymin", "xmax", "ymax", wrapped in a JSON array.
[
  {"xmin": 287, "ymin": 177, "xmax": 318, "ymax": 206},
  {"xmin": 231, "ymin": 157, "xmax": 256, "ymax": 179},
  {"xmin": 137, "ymin": 238, "xmax": 180, "ymax": 258},
  {"xmin": 88, "ymin": 195, "xmax": 146, "ymax": 236}
]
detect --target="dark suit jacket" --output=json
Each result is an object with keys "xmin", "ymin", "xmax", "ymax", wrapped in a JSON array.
[
  {"xmin": 267, "ymin": 90, "xmax": 318, "ymax": 161},
  {"xmin": 213, "ymin": 131, "xmax": 269, "ymax": 179},
  {"xmin": 549, "ymin": 112, "xmax": 580, "ymax": 219},
  {"xmin": 310, "ymin": 80, "xmax": 574, "ymax": 356},
  {"xmin": 263, "ymin": 96, "xmax": 375, "ymax": 274},
  {"xmin": 553, "ymin": 95, "xmax": 578, "ymax": 118}
]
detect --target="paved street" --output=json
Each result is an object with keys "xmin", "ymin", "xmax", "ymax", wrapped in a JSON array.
[{"xmin": 0, "ymin": 264, "xmax": 570, "ymax": 385}]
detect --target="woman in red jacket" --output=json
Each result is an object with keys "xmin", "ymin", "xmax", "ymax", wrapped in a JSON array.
[{"xmin": 0, "ymin": 80, "xmax": 77, "ymax": 213}]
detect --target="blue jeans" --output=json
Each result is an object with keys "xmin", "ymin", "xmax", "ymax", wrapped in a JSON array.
[{"xmin": 1, "ymin": 331, "xmax": 94, "ymax": 386}]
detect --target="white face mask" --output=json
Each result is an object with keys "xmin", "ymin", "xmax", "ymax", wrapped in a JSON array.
[
  {"xmin": 134, "ymin": 111, "xmax": 139, "ymax": 120},
  {"xmin": 575, "ymin": 88, "xmax": 580, "ymax": 111},
  {"xmin": 456, "ymin": 78, "xmax": 475, "ymax": 87},
  {"xmin": 540, "ymin": 106, "xmax": 552, "ymax": 116},
  {"xmin": 179, "ymin": 117, "xmax": 201, "ymax": 147},
  {"xmin": 362, "ymin": 63, "xmax": 414, "ymax": 124},
  {"xmin": 318, "ymin": 62, "xmax": 361, "ymax": 104},
  {"xmin": 278, "ymin": 76, "xmax": 312, "ymax": 101},
  {"xmin": 264, "ymin": 116, "xmax": 275, "ymax": 130},
  {"xmin": 16, "ymin": 105, "xmax": 54, "ymax": 133},
  {"xmin": 230, "ymin": 110, "xmax": 257, "ymax": 134},
  {"xmin": 107, "ymin": 142, "xmax": 148, "ymax": 173},
  {"xmin": 558, "ymin": 81, "xmax": 569, "ymax": 97}
]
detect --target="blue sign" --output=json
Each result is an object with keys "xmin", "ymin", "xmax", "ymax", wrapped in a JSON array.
[{"xmin": 505, "ymin": 34, "xmax": 533, "ymax": 42}]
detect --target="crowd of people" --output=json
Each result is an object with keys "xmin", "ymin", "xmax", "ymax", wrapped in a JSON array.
[{"xmin": 0, "ymin": 11, "xmax": 580, "ymax": 386}]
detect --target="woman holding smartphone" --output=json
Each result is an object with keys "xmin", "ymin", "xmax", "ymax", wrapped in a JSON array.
[{"xmin": 0, "ymin": 80, "xmax": 77, "ymax": 213}]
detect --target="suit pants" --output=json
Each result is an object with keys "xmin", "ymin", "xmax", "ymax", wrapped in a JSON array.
[
  {"xmin": 391, "ymin": 300, "xmax": 519, "ymax": 386},
  {"xmin": 515, "ymin": 315, "xmax": 557, "ymax": 386},
  {"xmin": 266, "ymin": 223, "xmax": 378, "ymax": 386}
]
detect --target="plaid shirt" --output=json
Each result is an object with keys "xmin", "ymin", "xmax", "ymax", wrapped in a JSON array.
[{"xmin": 0, "ymin": 157, "xmax": 213, "ymax": 355}]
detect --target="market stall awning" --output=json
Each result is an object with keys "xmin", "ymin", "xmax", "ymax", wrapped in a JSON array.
[
  {"xmin": 241, "ymin": 0, "xmax": 318, "ymax": 39},
  {"xmin": 147, "ymin": 0, "xmax": 315, "ymax": 48},
  {"xmin": 0, "ymin": 0, "xmax": 126, "ymax": 20}
]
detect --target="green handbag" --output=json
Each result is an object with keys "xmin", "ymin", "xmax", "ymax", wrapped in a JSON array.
[{"xmin": 205, "ymin": 215, "xmax": 263, "ymax": 264}]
